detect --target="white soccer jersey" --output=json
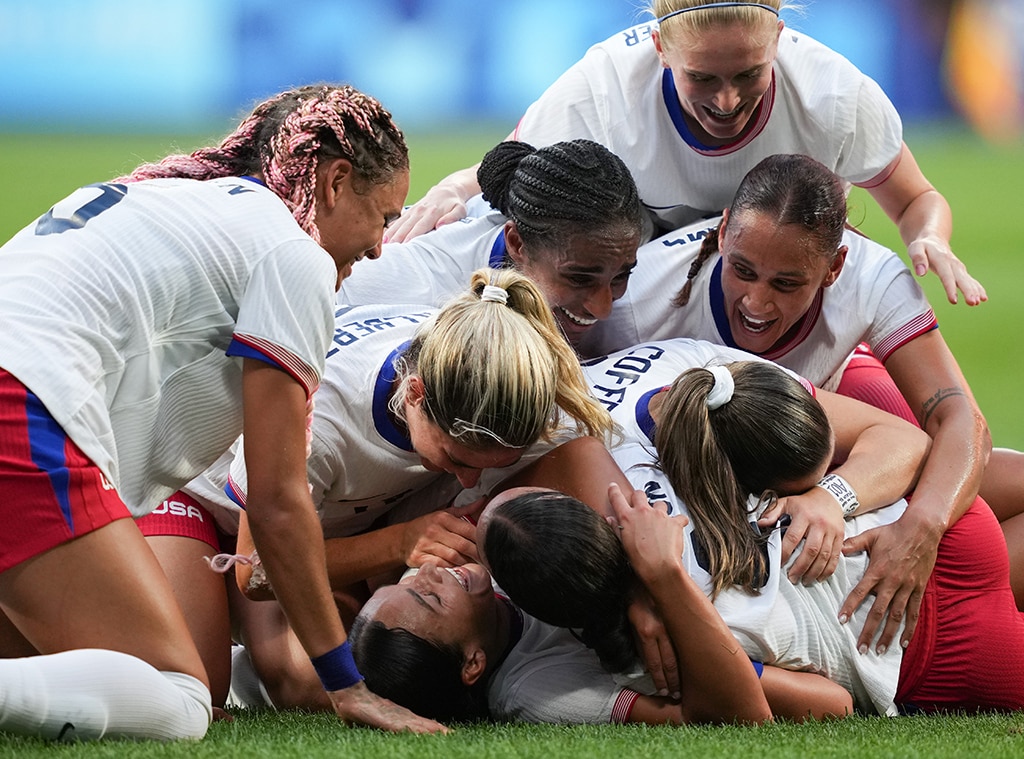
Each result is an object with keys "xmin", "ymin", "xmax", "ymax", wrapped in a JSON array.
[
  {"xmin": 488, "ymin": 602, "xmax": 644, "ymax": 724},
  {"xmin": 223, "ymin": 304, "xmax": 459, "ymax": 539},
  {"xmin": 578, "ymin": 217, "xmax": 936, "ymax": 389},
  {"xmin": 338, "ymin": 210, "xmax": 508, "ymax": 308},
  {"xmin": 514, "ymin": 23, "xmax": 902, "ymax": 238},
  {"xmin": 0, "ymin": 177, "xmax": 336, "ymax": 515},
  {"xmin": 581, "ymin": 339, "xmax": 905, "ymax": 715}
]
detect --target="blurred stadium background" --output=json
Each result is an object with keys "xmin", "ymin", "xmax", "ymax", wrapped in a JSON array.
[{"xmin": 1, "ymin": 0, "xmax": 1021, "ymax": 448}]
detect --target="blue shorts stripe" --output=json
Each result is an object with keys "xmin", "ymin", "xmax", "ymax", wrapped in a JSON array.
[{"xmin": 24, "ymin": 390, "xmax": 75, "ymax": 532}]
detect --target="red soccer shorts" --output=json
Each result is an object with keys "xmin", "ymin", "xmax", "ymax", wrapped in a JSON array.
[{"xmin": 0, "ymin": 369, "xmax": 130, "ymax": 573}]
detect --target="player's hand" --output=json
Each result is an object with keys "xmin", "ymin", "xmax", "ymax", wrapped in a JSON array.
[
  {"xmin": 627, "ymin": 589, "xmax": 680, "ymax": 699},
  {"xmin": 607, "ymin": 483, "xmax": 687, "ymax": 588},
  {"xmin": 401, "ymin": 505, "xmax": 479, "ymax": 568},
  {"xmin": 328, "ymin": 680, "xmax": 448, "ymax": 733},
  {"xmin": 906, "ymin": 235, "xmax": 987, "ymax": 306},
  {"xmin": 838, "ymin": 513, "xmax": 940, "ymax": 653},
  {"xmin": 758, "ymin": 488, "xmax": 845, "ymax": 585},
  {"xmin": 384, "ymin": 186, "xmax": 469, "ymax": 243}
]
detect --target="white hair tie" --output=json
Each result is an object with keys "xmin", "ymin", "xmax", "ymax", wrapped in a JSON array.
[
  {"xmin": 481, "ymin": 285, "xmax": 509, "ymax": 305},
  {"xmin": 706, "ymin": 365, "xmax": 735, "ymax": 410}
]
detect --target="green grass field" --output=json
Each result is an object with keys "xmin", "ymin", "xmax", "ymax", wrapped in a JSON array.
[
  {"xmin": 1, "ymin": 709, "xmax": 1024, "ymax": 758},
  {"xmin": 0, "ymin": 127, "xmax": 1022, "ymax": 755}
]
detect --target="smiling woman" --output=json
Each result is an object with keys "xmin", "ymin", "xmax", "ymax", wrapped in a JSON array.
[
  {"xmin": 339, "ymin": 138, "xmax": 643, "ymax": 351},
  {"xmin": 385, "ymin": 0, "xmax": 984, "ymax": 309}
]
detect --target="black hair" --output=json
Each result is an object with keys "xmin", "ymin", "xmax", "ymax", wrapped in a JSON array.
[{"xmin": 477, "ymin": 139, "xmax": 643, "ymax": 250}]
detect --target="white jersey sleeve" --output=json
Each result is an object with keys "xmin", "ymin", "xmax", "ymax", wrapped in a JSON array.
[{"xmin": 488, "ymin": 613, "xmax": 644, "ymax": 724}]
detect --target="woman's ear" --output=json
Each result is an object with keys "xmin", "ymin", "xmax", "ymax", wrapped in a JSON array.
[
  {"xmin": 504, "ymin": 221, "xmax": 526, "ymax": 267},
  {"xmin": 404, "ymin": 375, "xmax": 427, "ymax": 407},
  {"xmin": 652, "ymin": 29, "xmax": 669, "ymax": 68},
  {"xmin": 319, "ymin": 158, "xmax": 354, "ymax": 211},
  {"xmin": 823, "ymin": 245, "xmax": 848, "ymax": 287},
  {"xmin": 461, "ymin": 647, "xmax": 488, "ymax": 687}
]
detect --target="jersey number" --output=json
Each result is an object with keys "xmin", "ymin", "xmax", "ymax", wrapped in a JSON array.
[{"xmin": 35, "ymin": 183, "xmax": 128, "ymax": 236}]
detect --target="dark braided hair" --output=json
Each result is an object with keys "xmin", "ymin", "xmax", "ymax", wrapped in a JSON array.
[
  {"xmin": 117, "ymin": 84, "xmax": 408, "ymax": 243},
  {"xmin": 477, "ymin": 139, "xmax": 642, "ymax": 250},
  {"xmin": 672, "ymin": 154, "xmax": 847, "ymax": 308}
]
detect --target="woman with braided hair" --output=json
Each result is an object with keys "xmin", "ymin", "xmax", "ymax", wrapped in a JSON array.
[
  {"xmin": 0, "ymin": 83, "xmax": 445, "ymax": 739},
  {"xmin": 340, "ymin": 138, "xmax": 642, "ymax": 349}
]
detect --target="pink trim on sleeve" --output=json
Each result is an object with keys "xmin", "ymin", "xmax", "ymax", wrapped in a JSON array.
[
  {"xmin": 854, "ymin": 150, "xmax": 902, "ymax": 190},
  {"xmin": 231, "ymin": 333, "xmax": 320, "ymax": 398},
  {"xmin": 873, "ymin": 311, "xmax": 938, "ymax": 362}
]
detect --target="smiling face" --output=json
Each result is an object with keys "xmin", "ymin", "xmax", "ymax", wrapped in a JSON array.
[
  {"xmin": 654, "ymin": 18, "xmax": 781, "ymax": 145},
  {"xmin": 718, "ymin": 208, "xmax": 845, "ymax": 354},
  {"xmin": 361, "ymin": 562, "xmax": 497, "ymax": 655},
  {"xmin": 403, "ymin": 381, "xmax": 524, "ymax": 488},
  {"xmin": 506, "ymin": 223, "xmax": 639, "ymax": 346},
  {"xmin": 314, "ymin": 162, "xmax": 410, "ymax": 286}
]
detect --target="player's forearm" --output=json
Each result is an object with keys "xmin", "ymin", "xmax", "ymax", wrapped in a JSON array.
[
  {"xmin": 911, "ymin": 401, "xmax": 991, "ymax": 531},
  {"xmin": 643, "ymin": 565, "xmax": 771, "ymax": 724},
  {"xmin": 896, "ymin": 188, "xmax": 953, "ymax": 251},
  {"xmin": 437, "ymin": 165, "xmax": 482, "ymax": 203},
  {"xmin": 324, "ymin": 526, "xmax": 407, "ymax": 589},
  {"xmin": 832, "ymin": 421, "xmax": 930, "ymax": 515},
  {"xmin": 247, "ymin": 488, "xmax": 348, "ymax": 658}
]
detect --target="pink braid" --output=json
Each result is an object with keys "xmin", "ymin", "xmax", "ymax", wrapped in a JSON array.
[{"xmin": 115, "ymin": 84, "xmax": 406, "ymax": 245}]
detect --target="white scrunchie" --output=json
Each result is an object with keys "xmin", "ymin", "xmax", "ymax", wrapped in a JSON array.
[
  {"xmin": 481, "ymin": 284, "xmax": 509, "ymax": 305},
  {"xmin": 706, "ymin": 365, "xmax": 735, "ymax": 410}
]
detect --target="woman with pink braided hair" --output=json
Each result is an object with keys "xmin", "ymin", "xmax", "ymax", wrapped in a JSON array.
[{"xmin": 0, "ymin": 84, "xmax": 444, "ymax": 740}]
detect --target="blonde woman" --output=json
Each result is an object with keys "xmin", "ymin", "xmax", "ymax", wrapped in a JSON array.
[{"xmin": 174, "ymin": 267, "xmax": 613, "ymax": 711}]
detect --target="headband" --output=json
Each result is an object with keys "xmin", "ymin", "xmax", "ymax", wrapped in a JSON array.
[
  {"xmin": 706, "ymin": 365, "xmax": 735, "ymax": 410},
  {"xmin": 657, "ymin": 2, "xmax": 780, "ymax": 24}
]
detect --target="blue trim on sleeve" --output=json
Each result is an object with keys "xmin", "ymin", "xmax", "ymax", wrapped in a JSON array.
[
  {"xmin": 634, "ymin": 388, "xmax": 663, "ymax": 446},
  {"xmin": 226, "ymin": 338, "xmax": 282, "ymax": 369}
]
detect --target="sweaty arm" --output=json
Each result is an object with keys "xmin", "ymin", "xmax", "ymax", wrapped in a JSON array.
[
  {"xmin": 758, "ymin": 386, "xmax": 931, "ymax": 585},
  {"xmin": 240, "ymin": 360, "xmax": 445, "ymax": 733},
  {"xmin": 628, "ymin": 666, "xmax": 853, "ymax": 725},
  {"xmin": 864, "ymin": 142, "xmax": 985, "ymax": 306},
  {"xmin": 839, "ymin": 330, "xmax": 991, "ymax": 652},
  {"xmin": 609, "ymin": 484, "xmax": 771, "ymax": 725}
]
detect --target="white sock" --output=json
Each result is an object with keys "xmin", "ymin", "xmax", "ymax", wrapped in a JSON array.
[
  {"xmin": 0, "ymin": 649, "xmax": 211, "ymax": 741},
  {"xmin": 227, "ymin": 645, "xmax": 274, "ymax": 709}
]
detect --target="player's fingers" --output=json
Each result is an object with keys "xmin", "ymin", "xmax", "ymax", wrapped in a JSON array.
[
  {"xmin": 841, "ymin": 533, "xmax": 869, "ymax": 556},
  {"xmin": 839, "ymin": 576, "xmax": 874, "ymax": 624},
  {"xmin": 957, "ymin": 271, "xmax": 988, "ymax": 306},
  {"xmin": 873, "ymin": 587, "xmax": 912, "ymax": 654},
  {"xmin": 855, "ymin": 586, "xmax": 895, "ymax": 653},
  {"xmin": 659, "ymin": 644, "xmax": 681, "ymax": 700},
  {"xmin": 900, "ymin": 591, "xmax": 924, "ymax": 649},
  {"xmin": 637, "ymin": 634, "xmax": 668, "ymax": 695},
  {"xmin": 756, "ymin": 502, "xmax": 784, "ymax": 528},
  {"xmin": 779, "ymin": 521, "xmax": 809, "ymax": 567}
]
